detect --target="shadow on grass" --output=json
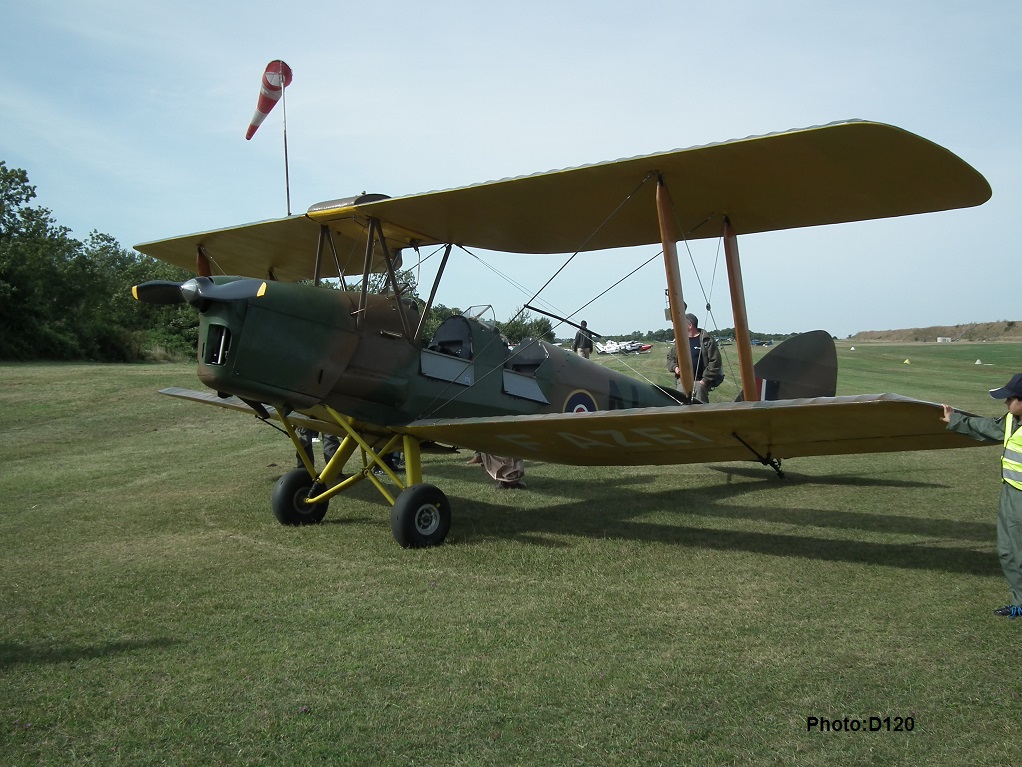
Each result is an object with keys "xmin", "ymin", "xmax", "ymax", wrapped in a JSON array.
[
  {"xmin": 429, "ymin": 459, "xmax": 990, "ymax": 539},
  {"xmin": 452, "ymin": 496, "xmax": 999, "ymax": 575},
  {"xmin": 0, "ymin": 637, "xmax": 183, "ymax": 669},
  {"xmin": 419, "ymin": 465, "xmax": 1000, "ymax": 576},
  {"xmin": 287, "ymin": 456, "xmax": 998, "ymax": 574}
]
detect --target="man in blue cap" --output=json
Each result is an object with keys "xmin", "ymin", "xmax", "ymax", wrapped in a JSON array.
[{"xmin": 942, "ymin": 373, "xmax": 1022, "ymax": 618}]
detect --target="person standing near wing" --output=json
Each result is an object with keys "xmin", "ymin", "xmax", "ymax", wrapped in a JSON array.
[
  {"xmin": 572, "ymin": 320, "xmax": 595, "ymax": 359},
  {"xmin": 666, "ymin": 313, "xmax": 722, "ymax": 404},
  {"xmin": 942, "ymin": 373, "xmax": 1022, "ymax": 619}
]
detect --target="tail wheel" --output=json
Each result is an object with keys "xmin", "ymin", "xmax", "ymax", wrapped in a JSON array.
[
  {"xmin": 390, "ymin": 484, "xmax": 451, "ymax": 548},
  {"xmin": 272, "ymin": 469, "xmax": 329, "ymax": 525}
]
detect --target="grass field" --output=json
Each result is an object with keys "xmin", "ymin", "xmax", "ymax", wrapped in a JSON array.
[{"xmin": 2, "ymin": 342, "xmax": 1021, "ymax": 765}]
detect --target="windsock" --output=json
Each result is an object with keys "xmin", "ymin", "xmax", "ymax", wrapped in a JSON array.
[{"xmin": 245, "ymin": 60, "xmax": 293, "ymax": 140}]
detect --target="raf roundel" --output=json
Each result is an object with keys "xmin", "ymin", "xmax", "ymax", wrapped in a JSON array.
[{"xmin": 564, "ymin": 390, "xmax": 597, "ymax": 413}]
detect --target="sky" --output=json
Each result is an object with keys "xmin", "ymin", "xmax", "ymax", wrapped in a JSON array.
[{"xmin": 3, "ymin": 0, "xmax": 1019, "ymax": 339}]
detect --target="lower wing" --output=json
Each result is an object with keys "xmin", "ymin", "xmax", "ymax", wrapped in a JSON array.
[
  {"xmin": 401, "ymin": 394, "xmax": 986, "ymax": 466},
  {"xmin": 158, "ymin": 388, "xmax": 986, "ymax": 466}
]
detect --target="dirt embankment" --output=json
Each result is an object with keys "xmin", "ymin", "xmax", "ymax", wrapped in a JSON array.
[{"xmin": 849, "ymin": 321, "xmax": 1022, "ymax": 343}]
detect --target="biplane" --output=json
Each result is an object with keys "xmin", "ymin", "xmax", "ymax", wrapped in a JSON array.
[{"xmin": 133, "ymin": 120, "xmax": 991, "ymax": 548}]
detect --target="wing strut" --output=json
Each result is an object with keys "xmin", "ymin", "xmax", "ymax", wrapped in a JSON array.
[
  {"xmin": 357, "ymin": 217, "xmax": 416, "ymax": 340},
  {"xmin": 657, "ymin": 177, "xmax": 694, "ymax": 399},
  {"xmin": 723, "ymin": 218, "xmax": 759, "ymax": 401},
  {"xmin": 313, "ymin": 225, "xmax": 326, "ymax": 286},
  {"xmin": 313, "ymin": 224, "xmax": 350, "ymax": 289},
  {"xmin": 196, "ymin": 246, "xmax": 212, "ymax": 277},
  {"xmin": 731, "ymin": 432, "xmax": 784, "ymax": 478},
  {"xmin": 413, "ymin": 243, "xmax": 452, "ymax": 344},
  {"xmin": 356, "ymin": 221, "xmax": 376, "ymax": 330}
]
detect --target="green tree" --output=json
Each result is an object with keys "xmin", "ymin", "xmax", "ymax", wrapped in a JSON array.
[
  {"xmin": 496, "ymin": 308, "xmax": 555, "ymax": 345},
  {"xmin": 0, "ymin": 161, "xmax": 85, "ymax": 358},
  {"xmin": 80, "ymin": 232, "xmax": 196, "ymax": 359},
  {"xmin": 0, "ymin": 161, "xmax": 196, "ymax": 361}
]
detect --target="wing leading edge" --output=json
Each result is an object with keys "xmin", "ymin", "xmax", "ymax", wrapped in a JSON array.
[
  {"xmin": 399, "ymin": 395, "xmax": 986, "ymax": 466},
  {"xmin": 311, "ymin": 119, "xmax": 990, "ymax": 253},
  {"xmin": 136, "ymin": 120, "xmax": 990, "ymax": 278},
  {"xmin": 158, "ymin": 387, "xmax": 987, "ymax": 467}
]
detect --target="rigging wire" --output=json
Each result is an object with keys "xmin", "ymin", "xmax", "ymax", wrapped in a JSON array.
[
  {"xmin": 669, "ymin": 213, "xmax": 741, "ymax": 391},
  {"xmin": 567, "ymin": 249, "xmax": 663, "ymax": 322},
  {"xmin": 413, "ymin": 173, "xmax": 660, "ymax": 419},
  {"xmin": 499, "ymin": 172, "xmax": 658, "ymax": 329}
]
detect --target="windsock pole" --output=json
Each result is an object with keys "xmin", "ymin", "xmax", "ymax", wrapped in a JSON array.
[{"xmin": 280, "ymin": 64, "xmax": 291, "ymax": 215}]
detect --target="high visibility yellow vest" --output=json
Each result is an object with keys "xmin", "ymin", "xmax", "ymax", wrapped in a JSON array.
[{"xmin": 1002, "ymin": 414, "xmax": 1022, "ymax": 489}]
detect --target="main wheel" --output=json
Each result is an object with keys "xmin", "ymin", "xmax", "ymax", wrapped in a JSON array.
[
  {"xmin": 390, "ymin": 484, "xmax": 451, "ymax": 548},
  {"xmin": 272, "ymin": 469, "xmax": 329, "ymax": 525}
]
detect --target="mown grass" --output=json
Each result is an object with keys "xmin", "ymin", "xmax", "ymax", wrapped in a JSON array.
[{"xmin": 2, "ymin": 343, "xmax": 1021, "ymax": 766}]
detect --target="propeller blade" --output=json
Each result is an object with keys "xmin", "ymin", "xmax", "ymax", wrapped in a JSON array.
[
  {"xmin": 132, "ymin": 281, "xmax": 187, "ymax": 305},
  {"xmin": 132, "ymin": 278, "xmax": 267, "ymax": 307}
]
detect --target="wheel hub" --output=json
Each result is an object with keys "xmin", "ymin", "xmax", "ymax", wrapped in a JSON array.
[{"xmin": 414, "ymin": 504, "xmax": 440, "ymax": 535}]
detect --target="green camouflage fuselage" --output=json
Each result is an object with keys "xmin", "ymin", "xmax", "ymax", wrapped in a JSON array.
[{"xmin": 193, "ymin": 278, "xmax": 680, "ymax": 424}]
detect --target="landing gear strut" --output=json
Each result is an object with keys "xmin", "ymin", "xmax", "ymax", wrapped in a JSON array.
[{"xmin": 277, "ymin": 410, "xmax": 453, "ymax": 547}]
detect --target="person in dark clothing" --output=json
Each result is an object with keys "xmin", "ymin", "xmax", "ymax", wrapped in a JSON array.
[
  {"xmin": 572, "ymin": 320, "xmax": 595, "ymax": 359},
  {"xmin": 666, "ymin": 313, "xmax": 722, "ymax": 404},
  {"xmin": 295, "ymin": 427, "xmax": 340, "ymax": 470}
]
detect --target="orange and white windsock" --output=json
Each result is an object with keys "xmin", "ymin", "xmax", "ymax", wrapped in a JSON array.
[{"xmin": 245, "ymin": 60, "xmax": 293, "ymax": 140}]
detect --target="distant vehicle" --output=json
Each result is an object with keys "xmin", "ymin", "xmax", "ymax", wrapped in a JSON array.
[{"xmin": 595, "ymin": 339, "xmax": 653, "ymax": 355}]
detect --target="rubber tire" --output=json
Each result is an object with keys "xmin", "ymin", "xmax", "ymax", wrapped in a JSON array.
[
  {"xmin": 272, "ymin": 469, "xmax": 329, "ymax": 525},
  {"xmin": 390, "ymin": 484, "xmax": 451, "ymax": 548}
]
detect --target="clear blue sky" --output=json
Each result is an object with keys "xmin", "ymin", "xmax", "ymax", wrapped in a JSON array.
[{"xmin": 3, "ymin": 0, "xmax": 1019, "ymax": 338}]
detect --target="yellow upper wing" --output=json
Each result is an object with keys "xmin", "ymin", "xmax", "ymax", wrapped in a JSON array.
[
  {"xmin": 400, "ymin": 395, "xmax": 986, "ymax": 466},
  {"xmin": 324, "ymin": 120, "xmax": 990, "ymax": 254},
  {"xmin": 133, "ymin": 210, "xmax": 406, "ymax": 283},
  {"xmin": 135, "ymin": 120, "xmax": 989, "ymax": 278}
]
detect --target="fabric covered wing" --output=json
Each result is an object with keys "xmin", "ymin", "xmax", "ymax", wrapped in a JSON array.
[
  {"xmin": 136, "ymin": 120, "xmax": 989, "ymax": 278},
  {"xmin": 400, "ymin": 395, "xmax": 987, "ymax": 466},
  {"xmin": 311, "ymin": 120, "xmax": 990, "ymax": 254},
  {"xmin": 134, "ymin": 214, "xmax": 407, "ymax": 282}
]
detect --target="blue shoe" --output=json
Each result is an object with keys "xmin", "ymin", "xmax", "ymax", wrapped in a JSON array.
[{"xmin": 993, "ymin": 605, "xmax": 1022, "ymax": 618}]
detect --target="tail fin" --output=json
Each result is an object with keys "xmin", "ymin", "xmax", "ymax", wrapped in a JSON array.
[{"xmin": 737, "ymin": 330, "xmax": 837, "ymax": 401}]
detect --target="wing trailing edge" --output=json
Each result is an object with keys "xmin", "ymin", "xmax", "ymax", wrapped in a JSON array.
[
  {"xmin": 312, "ymin": 119, "xmax": 991, "ymax": 254},
  {"xmin": 400, "ymin": 395, "xmax": 984, "ymax": 466},
  {"xmin": 159, "ymin": 387, "xmax": 985, "ymax": 469},
  {"xmin": 136, "ymin": 120, "xmax": 990, "ymax": 276}
]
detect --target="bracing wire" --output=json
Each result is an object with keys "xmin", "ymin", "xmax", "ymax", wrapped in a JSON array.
[
  {"xmin": 499, "ymin": 172, "xmax": 658, "ymax": 329},
  {"xmin": 413, "ymin": 174, "xmax": 660, "ymax": 418},
  {"xmin": 672, "ymin": 216, "xmax": 741, "ymax": 389}
]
